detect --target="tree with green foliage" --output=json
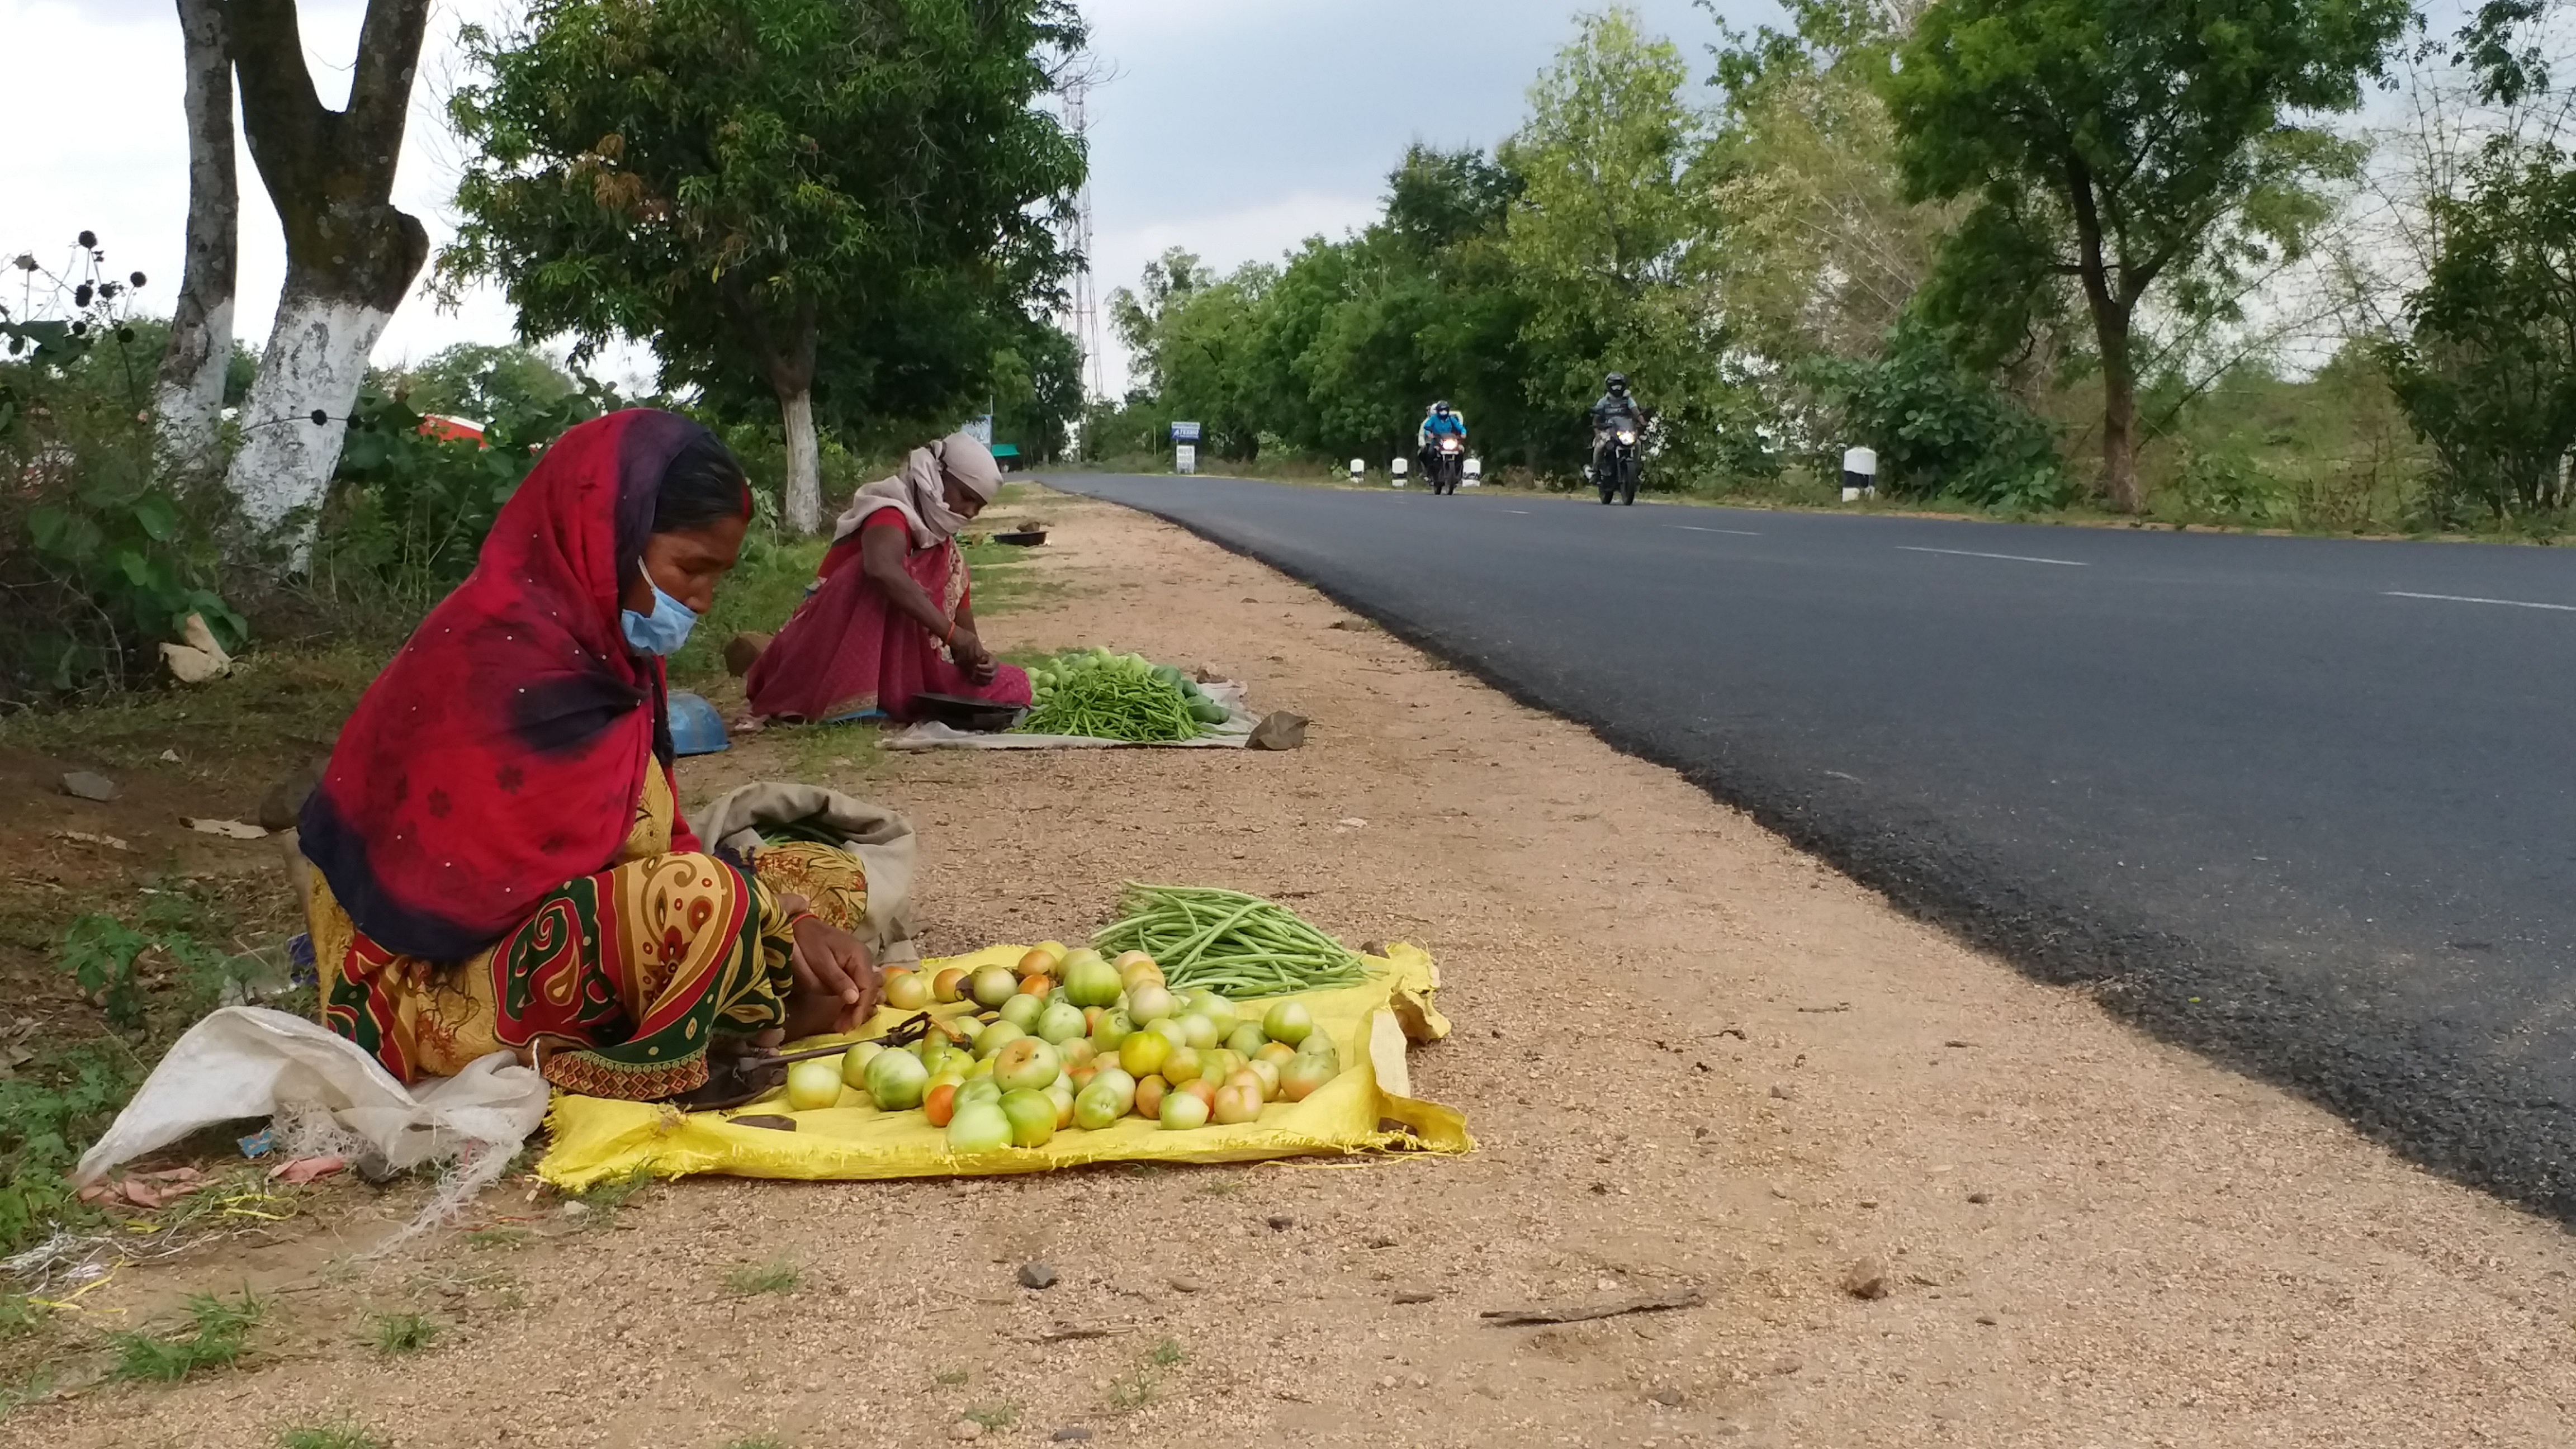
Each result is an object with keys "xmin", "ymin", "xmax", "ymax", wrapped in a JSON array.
[
  {"xmin": 990, "ymin": 320, "xmax": 1085, "ymax": 463},
  {"xmin": 1108, "ymin": 249, "xmax": 1282, "ymax": 460},
  {"xmin": 2370, "ymin": 2, "xmax": 2576, "ymax": 522},
  {"xmin": 1309, "ymin": 146, "xmax": 1547, "ymax": 468},
  {"xmin": 1500, "ymin": 7, "xmax": 1718, "ymax": 451},
  {"xmin": 442, "ymin": 0, "xmax": 1086, "ymax": 532},
  {"xmin": 1110, "ymin": 250, "xmax": 1219, "ymax": 403},
  {"xmin": 1702, "ymin": 1, "xmax": 1944, "ymax": 386},
  {"xmin": 1883, "ymin": 0, "xmax": 2409, "ymax": 513},
  {"xmin": 377, "ymin": 343, "xmax": 579, "ymax": 430},
  {"xmin": 2382, "ymin": 147, "xmax": 2576, "ymax": 519},
  {"xmin": 1102, "ymin": 146, "xmax": 1554, "ymax": 472}
]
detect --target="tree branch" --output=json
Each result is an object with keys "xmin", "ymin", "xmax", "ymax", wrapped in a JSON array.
[
  {"xmin": 346, "ymin": 0, "xmax": 435, "ymax": 191},
  {"xmin": 227, "ymin": 0, "xmax": 329, "ymax": 206}
]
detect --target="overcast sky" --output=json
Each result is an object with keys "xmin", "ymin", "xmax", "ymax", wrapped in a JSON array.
[{"xmin": 2, "ymin": 0, "xmax": 1768, "ymax": 395}]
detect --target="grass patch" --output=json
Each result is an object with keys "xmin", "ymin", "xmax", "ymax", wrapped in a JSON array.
[
  {"xmin": 1, "ymin": 1038, "xmax": 143, "ymax": 1256},
  {"xmin": 672, "ymin": 536, "xmax": 826, "ymax": 691},
  {"xmin": 722, "ymin": 1439, "xmax": 788, "ymax": 1449},
  {"xmin": 1107, "ymin": 1337, "xmax": 1187, "ymax": 1414},
  {"xmin": 371, "ymin": 1311, "xmax": 440, "ymax": 1356},
  {"xmin": 965, "ymin": 1400, "xmax": 1021, "ymax": 1431},
  {"xmin": 570, "ymin": 1163, "xmax": 655, "ymax": 1215},
  {"xmin": 0, "ymin": 642, "xmax": 380, "ymax": 772},
  {"xmin": 1196, "ymin": 1176, "xmax": 1247, "ymax": 1198},
  {"xmin": 958, "ymin": 538, "xmax": 1053, "ymax": 616},
  {"xmin": 768, "ymin": 718, "xmax": 886, "ymax": 782},
  {"xmin": 274, "ymin": 1419, "xmax": 387, "ymax": 1449},
  {"xmin": 106, "ymin": 1291, "xmax": 262, "ymax": 1382},
  {"xmin": 4, "ymin": 888, "xmax": 289, "ymax": 1256},
  {"xmin": 723, "ymin": 1258, "xmax": 802, "ymax": 1296},
  {"xmin": 1, "ymin": 1366, "xmax": 58, "ymax": 1418},
  {"xmin": 0, "ymin": 1294, "xmax": 38, "ymax": 1339},
  {"xmin": 462, "ymin": 1227, "xmax": 529, "ymax": 1252},
  {"xmin": 932, "ymin": 1366, "xmax": 970, "ymax": 1386}
]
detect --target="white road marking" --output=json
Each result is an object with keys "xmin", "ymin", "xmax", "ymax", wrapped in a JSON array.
[
  {"xmin": 1667, "ymin": 524, "xmax": 1762, "ymax": 536},
  {"xmin": 2385, "ymin": 590, "xmax": 2576, "ymax": 612},
  {"xmin": 1503, "ymin": 509, "xmax": 1531, "ymax": 514},
  {"xmin": 1897, "ymin": 546, "xmax": 2089, "ymax": 567}
]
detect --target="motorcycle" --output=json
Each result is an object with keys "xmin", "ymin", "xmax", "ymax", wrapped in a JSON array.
[
  {"xmin": 1597, "ymin": 423, "xmax": 1641, "ymax": 505},
  {"xmin": 1427, "ymin": 434, "xmax": 1466, "ymax": 495}
]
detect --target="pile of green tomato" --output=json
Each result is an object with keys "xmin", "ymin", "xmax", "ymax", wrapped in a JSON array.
[{"xmin": 778, "ymin": 942, "xmax": 1344, "ymax": 1153}]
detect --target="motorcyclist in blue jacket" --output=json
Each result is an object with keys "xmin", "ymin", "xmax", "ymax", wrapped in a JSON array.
[
  {"xmin": 1418, "ymin": 401, "xmax": 1468, "ymax": 485},
  {"xmin": 1419, "ymin": 400, "xmax": 1467, "ymax": 450}
]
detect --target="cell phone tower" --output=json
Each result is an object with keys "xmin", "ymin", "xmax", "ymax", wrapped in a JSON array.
[{"xmin": 1060, "ymin": 76, "xmax": 1106, "ymax": 402}]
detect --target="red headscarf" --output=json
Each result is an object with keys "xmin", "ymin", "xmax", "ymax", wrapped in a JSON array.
[{"xmin": 301, "ymin": 409, "xmax": 718, "ymax": 960}]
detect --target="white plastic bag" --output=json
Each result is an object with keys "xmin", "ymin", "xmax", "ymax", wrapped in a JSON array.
[{"xmin": 75, "ymin": 1006, "xmax": 547, "ymax": 1186}]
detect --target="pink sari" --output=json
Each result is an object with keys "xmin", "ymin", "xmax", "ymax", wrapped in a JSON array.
[{"xmin": 745, "ymin": 514, "xmax": 1031, "ymax": 722}]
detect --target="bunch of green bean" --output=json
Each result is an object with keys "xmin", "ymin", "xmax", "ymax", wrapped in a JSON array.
[
  {"xmin": 1093, "ymin": 883, "xmax": 1375, "ymax": 996},
  {"xmin": 1011, "ymin": 666, "xmax": 1204, "ymax": 741}
]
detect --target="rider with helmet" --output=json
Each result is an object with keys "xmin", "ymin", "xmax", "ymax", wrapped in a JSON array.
[
  {"xmin": 1589, "ymin": 373, "xmax": 1647, "ymax": 480},
  {"xmin": 1419, "ymin": 400, "xmax": 1467, "ymax": 453},
  {"xmin": 1419, "ymin": 401, "xmax": 1469, "ymax": 492}
]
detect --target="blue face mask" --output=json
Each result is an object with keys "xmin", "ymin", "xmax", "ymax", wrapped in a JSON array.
[{"xmin": 621, "ymin": 576, "xmax": 699, "ymax": 655}]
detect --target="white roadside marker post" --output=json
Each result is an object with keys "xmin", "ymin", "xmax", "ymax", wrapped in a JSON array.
[{"xmin": 1841, "ymin": 443, "xmax": 1878, "ymax": 503}]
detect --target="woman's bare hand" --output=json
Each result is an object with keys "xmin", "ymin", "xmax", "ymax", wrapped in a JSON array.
[
  {"xmin": 790, "ymin": 915, "xmax": 877, "ymax": 1032},
  {"xmin": 949, "ymin": 626, "xmax": 1000, "ymax": 684}
]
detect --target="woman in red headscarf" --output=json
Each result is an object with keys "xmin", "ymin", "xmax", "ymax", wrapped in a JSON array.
[
  {"xmin": 744, "ymin": 432, "xmax": 1034, "ymax": 723},
  {"xmin": 299, "ymin": 409, "xmax": 879, "ymax": 1104}
]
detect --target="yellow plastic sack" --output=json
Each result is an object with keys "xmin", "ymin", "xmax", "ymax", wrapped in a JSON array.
[{"xmin": 538, "ymin": 943, "xmax": 1471, "ymax": 1191}]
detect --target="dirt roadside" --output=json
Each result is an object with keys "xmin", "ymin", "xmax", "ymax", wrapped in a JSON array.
[{"xmin": 13, "ymin": 484, "xmax": 2573, "ymax": 1448}]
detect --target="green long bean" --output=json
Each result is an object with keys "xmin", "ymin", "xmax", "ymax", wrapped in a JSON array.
[
  {"xmin": 1012, "ymin": 660, "xmax": 1205, "ymax": 741},
  {"xmin": 1092, "ymin": 883, "xmax": 1374, "ymax": 996}
]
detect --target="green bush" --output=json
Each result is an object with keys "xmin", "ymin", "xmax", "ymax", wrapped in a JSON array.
[
  {"xmin": 0, "ymin": 1041, "xmax": 139, "ymax": 1254},
  {"xmin": 1, "ymin": 897, "xmax": 266, "ymax": 1254},
  {"xmin": 2, "ymin": 235, "xmax": 239, "ymax": 703},
  {"xmin": 305, "ymin": 385, "xmax": 606, "ymax": 613},
  {"xmin": 1803, "ymin": 321, "xmax": 2072, "ymax": 509},
  {"xmin": 2381, "ymin": 148, "xmax": 2576, "ymax": 520}
]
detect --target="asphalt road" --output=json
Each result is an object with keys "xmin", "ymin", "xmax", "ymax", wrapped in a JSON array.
[{"xmin": 1048, "ymin": 472, "xmax": 2576, "ymax": 1219}]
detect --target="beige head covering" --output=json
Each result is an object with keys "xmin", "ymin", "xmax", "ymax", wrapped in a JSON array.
[{"xmin": 831, "ymin": 433, "xmax": 1003, "ymax": 547}]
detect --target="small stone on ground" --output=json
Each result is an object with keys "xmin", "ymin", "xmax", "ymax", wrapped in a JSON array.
[{"xmin": 1842, "ymin": 1256, "xmax": 1891, "ymax": 1300}]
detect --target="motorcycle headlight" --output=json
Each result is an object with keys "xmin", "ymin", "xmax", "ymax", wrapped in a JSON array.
[{"xmin": 1617, "ymin": 430, "xmax": 1636, "ymax": 444}]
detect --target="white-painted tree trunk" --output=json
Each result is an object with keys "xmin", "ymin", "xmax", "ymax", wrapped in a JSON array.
[
  {"xmin": 155, "ymin": 295, "xmax": 233, "ymax": 474},
  {"xmin": 781, "ymin": 386, "xmax": 822, "ymax": 533},
  {"xmin": 157, "ymin": 0, "xmax": 236, "ymax": 481},
  {"xmin": 223, "ymin": 291, "xmax": 391, "ymax": 563}
]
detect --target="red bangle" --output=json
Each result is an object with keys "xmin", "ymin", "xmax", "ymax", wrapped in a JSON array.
[{"xmin": 785, "ymin": 910, "xmax": 820, "ymax": 932}]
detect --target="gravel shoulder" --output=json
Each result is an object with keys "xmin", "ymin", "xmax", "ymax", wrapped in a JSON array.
[{"xmin": 15, "ymin": 486, "xmax": 2573, "ymax": 1449}]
